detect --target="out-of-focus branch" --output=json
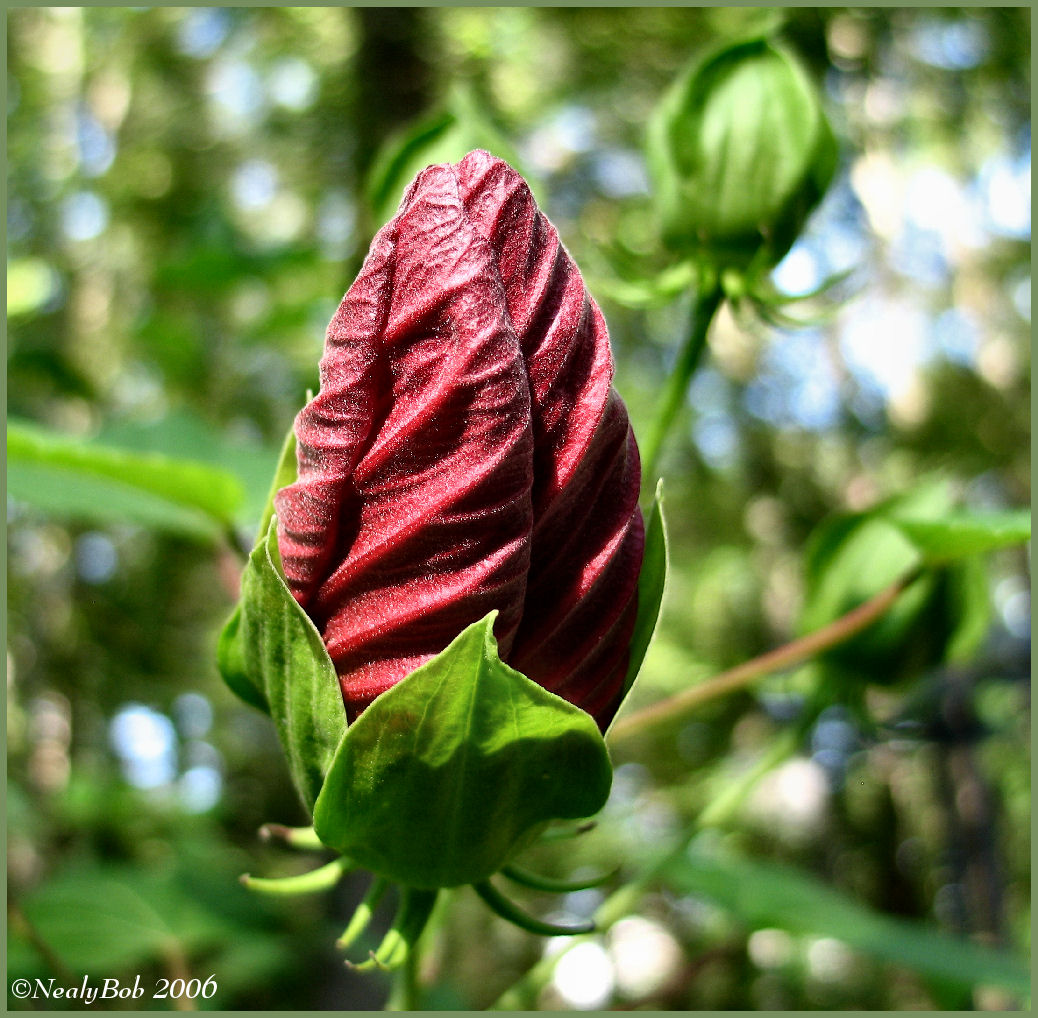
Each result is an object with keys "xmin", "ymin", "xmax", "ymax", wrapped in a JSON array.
[{"xmin": 609, "ymin": 567, "xmax": 924, "ymax": 744}]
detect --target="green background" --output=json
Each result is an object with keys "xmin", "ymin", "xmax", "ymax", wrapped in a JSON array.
[{"xmin": 7, "ymin": 7, "xmax": 1030, "ymax": 1010}]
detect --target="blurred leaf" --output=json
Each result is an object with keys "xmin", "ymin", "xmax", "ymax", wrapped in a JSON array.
[
  {"xmin": 798, "ymin": 484, "xmax": 992, "ymax": 686},
  {"xmin": 888, "ymin": 509, "xmax": 1031, "ymax": 563},
  {"xmin": 366, "ymin": 83, "xmax": 527, "ymax": 228},
  {"xmin": 663, "ymin": 842, "xmax": 1030, "ymax": 994},
  {"xmin": 13, "ymin": 864, "xmax": 232, "ymax": 977},
  {"xmin": 8, "ymin": 419, "xmax": 245, "ymax": 540},
  {"xmin": 98, "ymin": 409, "xmax": 283, "ymax": 529}
]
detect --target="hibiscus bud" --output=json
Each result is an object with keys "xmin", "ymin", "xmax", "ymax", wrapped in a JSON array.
[
  {"xmin": 274, "ymin": 149, "xmax": 644, "ymax": 731},
  {"xmin": 648, "ymin": 35, "xmax": 837, "ymax": 271}
]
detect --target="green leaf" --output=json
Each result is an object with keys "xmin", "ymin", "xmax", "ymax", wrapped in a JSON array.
[
  {"xmin": 13, "ymin": 864, "xmax": 231, "ymax": 976},
  {"xmin": 888, "ymin": 509, "xmax": 1031, "ymax": 563},
  {"xmin": 798, "ymin": 484, "xmax": 992, "ymax": 686},
  {"xmin": 97, "ymin": 408, "xmax": 283, "ymax": 530},
  {"xmin": 217, "ymin": 518, "xmax": 346, "ymax": 811},
  {"xmin": 619, "ymin": 479, "xmax": 668, "ymax": 702},
  {"xmin": 313, "ymin": 613, "xmax": 613, "ymax": 889},
  {"xmin": 7, "ymin": 418, "xmax": 244, "ymax": 540},
  {"xmin": 663, "ymin": 842, "xmax": 1029, "ymax": 994}
]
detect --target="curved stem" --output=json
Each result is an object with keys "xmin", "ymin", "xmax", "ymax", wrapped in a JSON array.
[
  {"xmin": 239, "ymin": 856, "xmax": 351, "ymax": 895},
  {"xmin": 338, "ymin": 876, "xmax": 389, "ymax": 949},
  {"xmin": 641, "ymin": 276, "xmax": 724, "ymax": 481},
  {"xmin": 503, "ymin": 863, "xmax": 618, "ymax": 894},
  {"xmin": 488, "ymin": 723, "xmax": 806, "ymax": 1010},
  {"xmin": 259, "ymin": 823, "xmax": 325, "ymax": 851},
  {"xmin": 473, "ymin": 880, "xmax": 594, "ymax": 937},
  {"xmin": 609, "ymin": 567, "xmax": 924, "ymax": 745}
]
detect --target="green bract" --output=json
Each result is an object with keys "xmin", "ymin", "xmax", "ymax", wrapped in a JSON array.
[
  {"xmin": 313, "ymin": 612, "xmax": 612, "ymax": 888},
  {"xmin": 648, "ymin": 36, "xmax": 837, "ymax": 271}
]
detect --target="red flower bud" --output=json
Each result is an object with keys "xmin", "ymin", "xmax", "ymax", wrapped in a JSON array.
[{"xmin": 274, "ymin": 150, "xmax": 643, "ymax": 730}]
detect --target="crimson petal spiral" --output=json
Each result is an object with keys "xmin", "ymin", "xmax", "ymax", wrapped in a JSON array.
[{"xmin": 275, "ymin": 150, "xmax": 643, "ymax": 728}]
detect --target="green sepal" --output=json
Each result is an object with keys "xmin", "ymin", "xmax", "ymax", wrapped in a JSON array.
[
  {"xmin": 473, "ymin": 880, "xmax": 594, "ymax": 937},
  {"xmin": 216, "ymin": 517, "xmax": 346, "ymax": 812},
  {"xmin": 240, "ymin": 856, "xmax": 352, "ymax": 896},
  {"xmin": 216, "ymin": 421, "xmax": 300, "ymax": 715},
  {"xmin": 313, "ymin": 613, "xmax": 613, "ymax": 889},
  {"xmin": 620, "ymin": 479, "xmax": 668, "ymax": 703},
  {"xmin": 337, "ymin": 877, "xmax": 390, "ymax": 950},
  {"xmin": 502, "ymin": 862, "xmax": 617, "ymax": 894},
  {"xmin": 351, "ymin": 888, "xmax": 439, "ymax": 972}
]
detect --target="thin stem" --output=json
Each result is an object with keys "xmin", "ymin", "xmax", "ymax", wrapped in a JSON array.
[
  {"xmin": 502, "ymin": 863, "xmax": 618, "ymax": 894},
  {"xmin": 385, "ymin": 941, "xmax": 420, "ymax": 1011},
  {"xmin": 338, "ymin": 876, "xmax": 389, "ymax": 950},
  {"xmin": 239, "ymin": 856, "xmax": 351, "ymax": 895},
  {"xmin": 641, "ymin": 277, "xmax": 724, "ymax": 481},
  {"xmin": 487, "ymin": 843, "xmax": 681, "ymax": 1010},
  {"xmin": 473, "ymin": 880, "xmax": 594, "ymax": 937},
  {"xmin": 609, "ymin": 567, "xmax": 924, "ymax": 745}
]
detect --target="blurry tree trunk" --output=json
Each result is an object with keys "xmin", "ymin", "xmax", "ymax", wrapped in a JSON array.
[
  {"xmin": 353, "ymin": 9, "xmax": 434, "ymax": 180},
  {"xmin": 344, "ymin": 9, "xmax": 435, "ymax": 282}
]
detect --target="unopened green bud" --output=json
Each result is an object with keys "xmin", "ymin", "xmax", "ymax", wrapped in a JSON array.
[{"xmin": 648, "ymin": 36, "xmax": 838, "ymax": 271}]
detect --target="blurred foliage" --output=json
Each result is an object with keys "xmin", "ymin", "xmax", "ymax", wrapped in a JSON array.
[{"xmin": 6, "ymin": 6, "xmax": 1030, "ymax": 1011}]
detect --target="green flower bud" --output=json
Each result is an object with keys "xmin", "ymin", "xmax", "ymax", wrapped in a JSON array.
[{"xmin": 648, "ymin": 36, "xmax": 838, "ymax": 271}]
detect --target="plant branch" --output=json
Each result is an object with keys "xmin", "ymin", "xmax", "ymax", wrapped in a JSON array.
[
  {"xmin": 609, "ymin": 566, "xmax": 925, "ymax": 744},
  {"xmin": 641, "ymin": 276, "xmax": 724, "ymax": 481}
]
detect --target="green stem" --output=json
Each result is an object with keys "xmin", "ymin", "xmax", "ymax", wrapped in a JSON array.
[
  {"xmin": 386, "ymin": 941, "xmax": 420, "ymax": 1011},
  {"xmin": 487, "ymin": 846, "xmax": 679, "ymax": 1010},
  {"xmin": 503, "ymin": 863, "xmax": 618, "ymax": 894},
  {"xmin": 641, "ymin": 276, "xmax": 724, "ymax": 481},
  {"xmin": 338, "ymin": 876, "xmax": 390, "ymax": 949}
]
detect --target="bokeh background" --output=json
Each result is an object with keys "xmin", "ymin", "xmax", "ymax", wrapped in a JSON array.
[{"xmin": 7, "ymin": 6, "xmax": 1030, "ymax": 1010}]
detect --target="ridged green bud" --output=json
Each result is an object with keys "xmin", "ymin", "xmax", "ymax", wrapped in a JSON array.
[{"xmin": 648, "ymin": 36, "xmax": 838, "ymax": 271}]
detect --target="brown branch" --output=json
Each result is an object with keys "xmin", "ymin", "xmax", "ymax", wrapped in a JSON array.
[{"xmin": 609, "ymin": 567, "xmax": 924, "ymax": 744}]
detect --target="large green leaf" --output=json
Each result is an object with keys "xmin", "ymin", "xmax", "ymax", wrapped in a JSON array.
[
  {"xmin": 313, "ymin": 613, "xmax": 613, "ymax": 889},
  {"xmin": 888, "ymin": 509, "xmax": 1031, "ymax": 563},
  {"xmin": 13, "ymin": 864, "xmax": 232, "ymax": 977},
  {"xmin": 97, "ymin": 408, "xmax": 283, "ymax": 529},
  {"xmin": 798, "ymin": 485, "xmax": 991, "ymax": 686},
  {"xmin": 7, "ymin": 419, "xmax": 244, "ymax": 540},
  {"xmin": 663, "ymin": 843, "xmax": 1029, "ymax": 994},
  {"xmin": 217, "ymin": 518, "xmax": 345, "ymax": 811},
  {"xmin": 618, "ymin": 479, "xmax": 668, "ymax": 702}
]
